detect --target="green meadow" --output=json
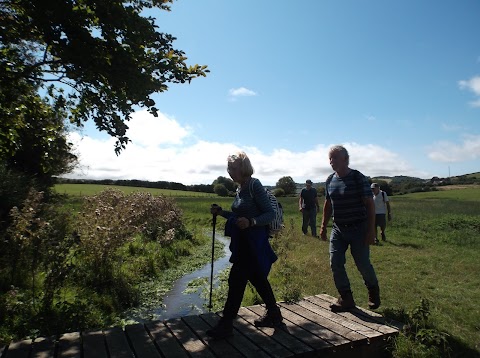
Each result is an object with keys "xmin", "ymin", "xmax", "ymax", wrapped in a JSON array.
[
  {"xmin": 54, "ymin": 183, "xmax": 215, "ymax": 197},
  {"xmin": 54, "ymin": 184, "xmax": 480, "ymax": 356}
]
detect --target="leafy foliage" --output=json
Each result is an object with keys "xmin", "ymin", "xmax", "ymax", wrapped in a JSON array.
[
  {"xmin": 276, "ymin": 176, "xmax": 296, "ymax": 195},
  {"xmin": 75, "ymin": 189, "xmax": 186, "ymax": 286},
  {"xmin": 0, "ymin": 0, "xmax": 208, "ymax": 153},
  {"xmin": 212, "ymin": 176, "xmax": 236, "ymax": 194}
]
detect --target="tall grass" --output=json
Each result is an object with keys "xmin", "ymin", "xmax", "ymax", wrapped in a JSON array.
[
  {"xmin": 176, "ymin": 189, "xmax": 480, "ymax": 355},
  {"xmin": 52, "ymin": 184, "xmax": 480, "ymax": 355}
]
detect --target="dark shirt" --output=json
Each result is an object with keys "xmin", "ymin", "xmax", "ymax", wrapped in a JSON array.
[
  {"xmin": 301, "ymin": 187, "xmax": 318, "ymax": 210},
  {"xmin": 325, "ymin": 170, "xmax": 371, "ymax": 224}
]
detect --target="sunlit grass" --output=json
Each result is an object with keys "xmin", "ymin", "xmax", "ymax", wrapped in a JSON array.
[{"xmin": 52, "ymin": 184, "xmax": 480, "ymax": 354}]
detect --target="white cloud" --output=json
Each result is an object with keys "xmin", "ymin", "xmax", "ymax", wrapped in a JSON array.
[
  {"xmin": 127, "ymin": 110, "xmax": 191, "ymax": 147},
  {"xmin": 65, "ymin": 112, "xmax": 423, "ymax": 185},
  {"xmin": 228, "ymin": 87, "xmax": 257, "ymax": 97},
  {"xmin": 459, "ymin": 76, "xmax": 480, "ymax": 107},
  {"xmin": 427, "ymin": 134, "xmax": 480, "ymax": 162}
]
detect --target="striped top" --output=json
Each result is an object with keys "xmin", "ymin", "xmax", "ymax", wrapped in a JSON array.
[{"xmin": 325, "ymin": 169, "xmax": 371, "ymax": 224}]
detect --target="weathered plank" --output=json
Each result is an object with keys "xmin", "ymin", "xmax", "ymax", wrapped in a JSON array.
[
  {"xmin": 146, "ymin": 321, "xmax": 188, "ymax": 358},
  {"xmin": 200, "ymin": 313, "xmax": 271, "ymax": 358},
  {"xmin": 314, "ymin": 294, "xmax": 402, "ymax": 333},
  {"xmin": 103, "ymin": 327, "xmax": 135, "ymax": 358},
  {"xmin": 3, "ymin": 339, "xmax": 31, "ymax": 358},
  {"xmin": 166, "ymin": 317, "xmax": 214, "ymax": 358},
  {"xmin": 297, "ymin": 298, "xmax": 382, "ymax": 340},
  {"xmin": 235, "ymin": 307, "xmax": 293, "ymax": 358},
  {"xmin": 244, "ymin": 305, "xmax": 314, "ymax": 356},
  {"xmin": 124, "ymin": 324, "xmax": 161, "ymax": 358},
  {"xmin": 82, "ymin": 330, "xmax": 108, "ymax": 358},
  {"xmin": 57, "ymin": 332, "xmax": 81, "ymax": 358},
  {"xmin": 1, "ymin": 294, "xmax": 400, "ymax": 358},
  {"xmin": 182, "ymin": 314, "xmax": 245, "ymax": 358},
  {"xmin": 31, "ymin": 336, "xmax": 55, "ymax": 358}
]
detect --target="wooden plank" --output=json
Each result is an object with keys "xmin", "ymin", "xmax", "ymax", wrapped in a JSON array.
[
  {"xmin": 200, "ymin": 313, "xmax": 271, "ymax": 358},
  {"xmin": 235, "ymin": 307, "xmax": 293, "ymax": 358},
  {"xmin": 166, "ymin": 318, "xmax": 215, "ymax": 358},
  {"xmin": 31, "ymin": 336, "xmax": 55, "ymax": 358},
  {"xmin": 3, "ymin": 339, "xmax": 31, "ymax": 358},
  {"xmin": 103, "ymin": 327, "xmax": 135, "ymax": 358},
  {"xmin": 278, "ymin": 302, "xmax": 362, "ymax": 346},
  {"xmin": 57, "ymin": 332, "xmax": 81, "ymax": 358},
  {"xmin": 124, "ymin": 324, "xmax": 161, "ymax": 358},
  {"xmin": 297, "ymin": 299, "xmax": 383, "ymax": 340},
  {"xmin": 256, "ymin": 304, "xmax": 334, "ymax": 352},
  {"xmin": 145, "ymin": 321, "xmax": 189, "ymax": 358},
  {"xmin": 311, "ymin": 295, "xmax": 400, "ymax": 335},
  {"xmin": 182, "ymin": 315, "xmax": 244, "ymax": 358},
  {"xmin": 243, "ymin": 305, "xmax": 314, "ymax": 357},
  {"xmin": 82, "ymin": 330, "xmax": 108, "ymax": 358}
]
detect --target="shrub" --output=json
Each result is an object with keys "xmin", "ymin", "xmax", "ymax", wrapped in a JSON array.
[{"xmin": 75, "ymin": 189, "xmax": 187, "ymax": 288}]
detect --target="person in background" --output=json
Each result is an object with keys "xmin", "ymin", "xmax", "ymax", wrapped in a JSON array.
[
  {"xmin": 299, "ymin": 179, "xmax": 320, "ymax": 237},
  {"xmin": 319, "ymin": 145, "xmax": 381, "ymax": 312},
  {"xmin": 207, "ymin": 151, "xmax": 283, "ymax": 339},
  {"xmin": 371, "ymin": 183, "xmax": 392, "ymax": 244}
]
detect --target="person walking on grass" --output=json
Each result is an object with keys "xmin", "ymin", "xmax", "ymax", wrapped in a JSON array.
[
  {"xmin": 371, "ymin": 183, "xmax": 392, "ymax": 244},
  {"xmin": 206, "ymin": 151, "xmax": 283, "ymax": 339},
  {"xmin": 319, "ymin": 145, "xmax": 381, "ymax": 312},
  {"xmin": 299, "ymin": 179, "xmax": 320, "ymax": 237}
]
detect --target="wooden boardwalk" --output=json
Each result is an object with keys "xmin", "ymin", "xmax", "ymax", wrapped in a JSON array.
[{"xmin": 1, "ymin": 294, "xmax": 402, "ymax": 358}]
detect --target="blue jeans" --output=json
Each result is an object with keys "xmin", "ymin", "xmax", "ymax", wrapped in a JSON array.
[
  {"xmin": 329, "ymin": 221, "xmax": 378, "ymax": 292},
  {"xmin": 302, "ymin": 208, "xmax": 317, "ymax": 236}
]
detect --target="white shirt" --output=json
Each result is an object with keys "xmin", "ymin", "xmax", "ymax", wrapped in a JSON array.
[{"xmin": 373, "ymin": 190, "xmax": 389, "ymax": 214}]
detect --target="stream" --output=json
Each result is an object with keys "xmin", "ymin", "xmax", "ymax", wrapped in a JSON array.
[{"xmin": 126, "ymin": 233, "xmax": 231, "ymax": 323}]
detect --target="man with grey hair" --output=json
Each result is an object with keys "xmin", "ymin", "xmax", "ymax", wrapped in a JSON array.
[{"xmin": 320, "ymin": 145, "xmax": 381, "ymax": 312}]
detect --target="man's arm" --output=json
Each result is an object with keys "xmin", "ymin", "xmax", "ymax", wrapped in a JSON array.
[
  {"xmin": 386, "ymin": 201, "xmax": 392, "ymax": 221},
  {"xmin": 314, "ymin": 196, "xmax": 320, "ymax": 214},
  {"xmin": 320, "ymin": 199, "xmax": 332, "ymax": 241},
  {"xmin": 298, "ymin": 191, "xmax": 303, "ymax": 211},
  {"xmin": 363, "ymin": 196, "xmax": 376, "ymax": 245}
]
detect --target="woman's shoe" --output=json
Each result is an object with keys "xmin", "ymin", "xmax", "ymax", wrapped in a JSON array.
[
  {"xmin": 254, "ymin": 306, "xmax": 283, "ymax": 327},
  {"xmin": 206, "ymin": 318, "xmax": 233, "ymax": 339}
]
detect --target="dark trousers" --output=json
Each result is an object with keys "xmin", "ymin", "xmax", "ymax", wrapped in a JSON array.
[
  {"xmin": 302, "ymin": 208, "xmax": 317, "ymax": 236},
  {"xmin": 222, "ymin": 258, "xmax": 277, "ymax": 320}
]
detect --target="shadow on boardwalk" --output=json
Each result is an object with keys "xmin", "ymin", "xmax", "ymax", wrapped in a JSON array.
[{"xmin": 1, "ymin": 294, "xmax": 403, "ymax": 358}]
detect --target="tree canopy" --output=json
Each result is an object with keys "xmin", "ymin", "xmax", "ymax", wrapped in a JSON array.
[
  {"xmin": 276, "ymin": 176, "xmax": 296, "ymax": 195},
  {"xmin": 0, "ymin": 0, "xmax": 208, "ymax": 153}
]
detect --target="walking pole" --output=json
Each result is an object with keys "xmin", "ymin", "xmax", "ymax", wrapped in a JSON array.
[{"xmin": 208, "ymin": 209, "xmax": 217, "ymax": 311}]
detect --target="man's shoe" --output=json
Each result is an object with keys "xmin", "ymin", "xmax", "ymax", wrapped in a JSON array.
[
  {"xmin": 368, "ymin": 285, "xmax": 381, "ymax": 309},
  {"xmin": 254, "ymin": 306, "xmax": 283, "ymax": 327},
  {"xmin": 206, "ymin": 318, "xmax": 233, "ymax": 339},
  {"xmin": 330, "ymin": 290, "xmax": 356, "ymax": 312}
]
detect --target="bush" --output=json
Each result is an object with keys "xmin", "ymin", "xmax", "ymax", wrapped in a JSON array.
[{"xmin": 74, "ymin": 189, "xmax": 190, "ymax": 292}]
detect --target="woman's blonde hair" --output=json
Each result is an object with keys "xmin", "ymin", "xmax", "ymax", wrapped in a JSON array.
[{"xmin": 227, "ymin": 151, "xmax": 254, "ymax": 177}]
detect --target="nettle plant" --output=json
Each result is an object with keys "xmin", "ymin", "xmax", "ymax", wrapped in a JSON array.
[{"xmin": 75, "ymin": 189, "xmax": 185, "ymax": 283}]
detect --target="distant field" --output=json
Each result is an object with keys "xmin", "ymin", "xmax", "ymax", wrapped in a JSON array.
[
  {"xmin": 402, "ymin": 187, "xmax": 480, "ymax": 201},
  {"xmin": 436, "ymin": 184, "xmax": 480, "ymax": 191},
  {"xmin": 54, "ymin": 183, "xmax": 216, "ymax": 197}
]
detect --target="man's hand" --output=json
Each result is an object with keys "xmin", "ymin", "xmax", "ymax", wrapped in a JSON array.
[
  {"xmin": 388, "ymin": 213, "xmax": 392, "ymax": 221},
  {"xmin": 365, "ymin": 227, "xmax": 376, "ymax": 245},
  {"xmin": 210, "ymin": 204, "xmax": 222, "ymax": 216},
  {"xmin": 319, "ymin": 226, "xmax": 328, "ymax": 241}
]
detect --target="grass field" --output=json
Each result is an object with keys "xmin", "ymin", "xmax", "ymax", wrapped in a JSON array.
[
  {"xmin": 54, "ymin": 183, "xmax": 216, "ymax": 197},
  {"xmin": 53, "ymin": 184, "xmax": 480, "ymax": 355}
]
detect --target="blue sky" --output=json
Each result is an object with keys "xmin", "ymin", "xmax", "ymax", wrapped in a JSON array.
[{"xmin": 67, "ymin": 0, "xmax": 480, "ymax": 186}]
